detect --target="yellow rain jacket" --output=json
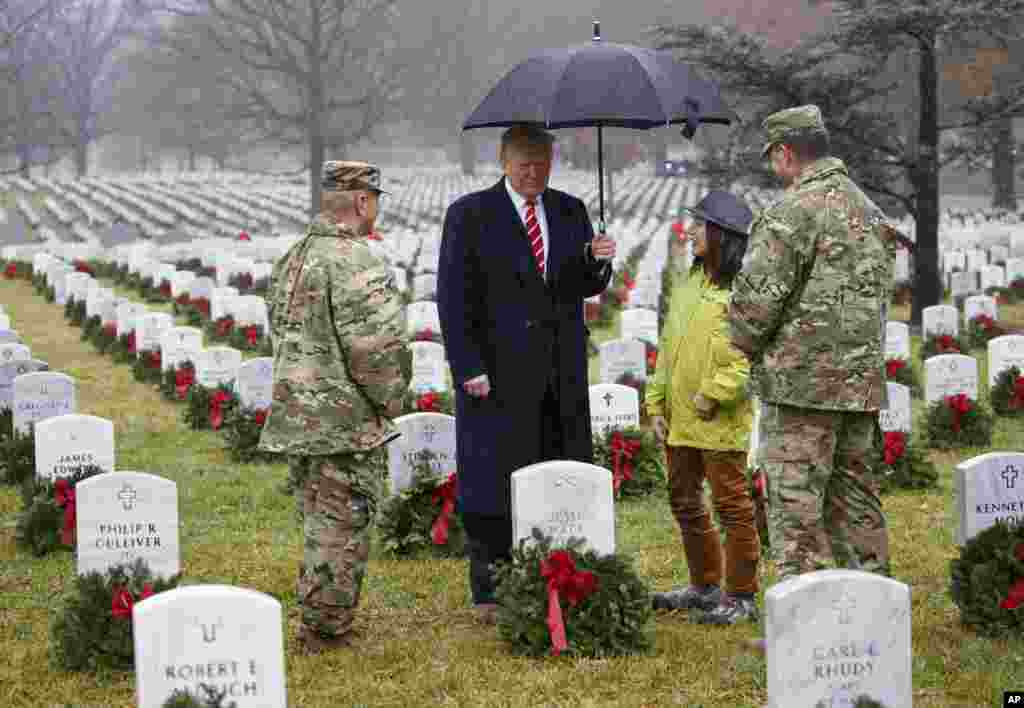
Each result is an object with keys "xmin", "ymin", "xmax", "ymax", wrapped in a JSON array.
[{"xmin": 645, "ymin": 268, "xmax": 752, "ymax": 451}]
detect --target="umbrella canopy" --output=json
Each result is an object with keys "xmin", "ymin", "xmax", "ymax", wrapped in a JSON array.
[
  {"xmin": 463, "ymin": 22, "xmax": 737, "ymax": 232},
  {"xmin": 464, "ymin": 41, "xmax": 736, "ymax": 135}
]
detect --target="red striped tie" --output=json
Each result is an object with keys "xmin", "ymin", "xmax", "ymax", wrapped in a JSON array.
[{"xmin": 525, "ymin": 198, "xmax": 545, "ymax": 277}]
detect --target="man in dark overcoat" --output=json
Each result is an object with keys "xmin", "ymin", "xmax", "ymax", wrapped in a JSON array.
[{"xmin": 437, "ymin": 125, "xmax": 616, "ymax": 623}]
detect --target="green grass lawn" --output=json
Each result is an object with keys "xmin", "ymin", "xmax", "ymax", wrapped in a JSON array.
[{"xmin": 1, "ymin": 269, "xmax": 1023, "ymax": 707}]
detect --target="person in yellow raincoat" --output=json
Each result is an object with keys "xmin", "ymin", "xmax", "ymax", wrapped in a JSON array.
[{"xmin": 647, "ymin": 190, "xmax": 760, "ymax": 625}]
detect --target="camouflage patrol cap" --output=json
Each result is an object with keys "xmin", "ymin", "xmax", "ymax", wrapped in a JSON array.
[
  {"xmin": 760, "ymin": 105, "xmax": 828, "ymax": 158},
  {"xmin": 321, "ymin": 160, "xmax": 390, "ymax": 194}
]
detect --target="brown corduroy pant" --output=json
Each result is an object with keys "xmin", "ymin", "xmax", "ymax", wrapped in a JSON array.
[{"xmin": 666, "ymin": 445, "xmax": 760, "ymax": 594}]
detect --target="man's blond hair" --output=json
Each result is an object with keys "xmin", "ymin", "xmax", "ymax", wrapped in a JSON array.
[{"xmin": 499, "ymin": 125, "xmax": 555, "ymax": 163}]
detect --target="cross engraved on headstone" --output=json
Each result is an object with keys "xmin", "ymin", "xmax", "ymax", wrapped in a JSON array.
[
  {"xmin": 553, "ymin": 474, "xmax": 578, "ymax": 488},
  {"xmin": 832, "ymin": 590, "xmax": 856, "ymax": 624},
  {"xmin": 421, "ymin": 422, "xmax": 437, "ymax": 443},
  {"xmin": 603, "ymin": 392, "xmax": 613, "ymax": 407},
  {"xmin": 122, "ymin": 549, "xmax": 137, "ymax": 563},
  {"xmin": 40, "ymin": 384, "xmax": 48, "ymax": 395},
  {"xmin": 118, "ymin": 483, "xmax": 137, "ymax": 510},
  {"xmin": 1002, "ymin": 464, "xmax": 1020, "ymax": 489},
  {"xmin": 190, "ymin": 616, "xmax": 225, "ymax": 643}
]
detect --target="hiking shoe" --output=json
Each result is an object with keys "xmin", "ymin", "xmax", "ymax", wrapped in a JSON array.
[
  {"xmin": 651, "ymin": 584, "xmax": 723, "ymax": 611},
  {"xmin": 698, "ymin": 594, "xmax": 760, "ymax": 625}
]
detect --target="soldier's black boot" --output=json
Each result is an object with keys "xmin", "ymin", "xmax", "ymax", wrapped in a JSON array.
[{"xmin": 651, "ymin": 584, "xmax": 723, "ymax": 611}]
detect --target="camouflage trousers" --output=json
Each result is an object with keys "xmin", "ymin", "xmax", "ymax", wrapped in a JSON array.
[
  {"xmin": 756, "ymin": 402, "xmax": 890, "ymax": 580},
  {"xmin": 289, "ymin": 449, "xmax": 385, "ymax": 640}
]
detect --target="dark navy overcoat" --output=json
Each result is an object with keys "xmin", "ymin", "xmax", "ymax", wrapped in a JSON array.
[{"xmin": 436, "ymin": 178, "xmax": 613, "ymax": 516}]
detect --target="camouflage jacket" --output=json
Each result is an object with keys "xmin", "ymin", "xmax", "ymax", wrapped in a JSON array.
[
  {"xmin": 728, "ymin": 157, "xmax": 894, "ymax": 412},
  {"xmin": 258, "ymin": 216, "xmax": 409, "ymax": 455}
]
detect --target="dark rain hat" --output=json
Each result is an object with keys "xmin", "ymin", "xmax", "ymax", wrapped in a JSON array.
[{"xmin": 681, "ymin": 190, "xmax": 754, "ymax": 236}]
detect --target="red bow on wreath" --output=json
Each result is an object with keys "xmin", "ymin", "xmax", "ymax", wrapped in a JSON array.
[
  {"xmin": 883, "ymin": 431, "xmax": 906, "ymax": 465},
  {"xmin": 610, "ymin": 431, "xmax": 642, "ymax": 493},
  {"xmin": 216, "ymin": 317, "xmax": 234, "ymax": 338},
  {"xmin": 671, "ymin": 222, "xmax": 684, "ymax": 236},
  {"xmin": 74, "ymin": 261, "xmax": 93, "ymax": 275},
  {"xmin": 193, "ymin": 297, "xmax": 210, "ymax": 317},
  {"xmin": 938, "ymin": 335, "xmax": 959, "ymax": 353},
  {"xmin": 209, "ymin": 390, "xmax": 231, "ymax": 430},
  {"xmin": 54, "ymin": 478, "xmax": 77, "ymax": 546},
  {"xmin": 4, "ymin": 263, "xmax": 17, "ymax": 278},
  {"xmin": 646, "ymin": 349, "xmax": 657, "ymax": 370},
  {"xmin": 111, "ymin": 584, "xmax": 155, "ymax": 619},
  {"xmin": 367, "ymin": 231, "xmax": 383, "ymax": 241},
  {"xmin": 1000, "ymin": 548, "xmax": 1024, "ymax": 610},
  {"xmin": 417, "ymin": 392, "xmax": 440, "ymax": 412},
  {"xmin": 623, "ymin": 273, "xmax": 636, "ymax": 290},
  {"xmin": 540, "ymin": 550, "xmax": 598, "ymax": 656},
  {"xmin": 148, "ymin": 350, "xmax": 162, "ymax": 369},
  {"xmin": 946, "ymin": 393, "xmax": 972, "ymax": 433},
  {"xmin": 885, "ymin": 359, "xmax": 906, "ymax": 378},
  {"xmin": 254, "ymin": 408, "xmax": 268, "ymax": 426},
  {"xmin": 415, "ymin": 328, "xmax": 434, "ymax": 342},
  {"xmin": 430, "ymin": 472, "xmax": 457, "ymax": 545},
  {"xmin": 974, "ymin": 314, "xmax": 995, "ymax": 331},
  {"xmin": 127, "ymin": 330, "xmax": 137, "ymax": 354},
  {"xmin": 102, "ymin": 323, "xmax": 117, "ymax": 339},
  {"xmin": 244, "ymin": 324, "xmax": 259, "ymax": 346},
  {"xmin": 175, "ymin": 366, "xmax": 195, "ymax": 399},
  {"xmin": 1009, "ymin": 376, "xmax": 1024, "ymax": 410},
  {"xmin": 159, "ymin": 281, "xmax": 172, "ymax": 297},
  {"xmin": 238, "ymin": 231, "xmax": 251, "ymax": 241}
]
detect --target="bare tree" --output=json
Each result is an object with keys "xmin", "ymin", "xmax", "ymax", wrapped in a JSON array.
[
  {"xmin": 651, "ymin": 0, "xmax": 1024, "ymax": 324},
  {"xmin": 44, "ymin": 0, "xmax": 147, "ymax": 177},
  {"xmin": 139, "ymin": 0, "xmax": 406, "ymax": 216}
]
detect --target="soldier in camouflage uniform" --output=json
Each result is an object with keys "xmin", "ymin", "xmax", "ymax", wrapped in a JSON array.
[
  {"xmin": 728, "ymin": 106, "xmax": 896, "ymax": 588},
  {"xmin": 258, "ymin": 161, "xmax": 408, "ymax": 653}
]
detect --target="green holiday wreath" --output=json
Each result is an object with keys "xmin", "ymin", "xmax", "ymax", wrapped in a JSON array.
[
  {"xmin": 949, "ymin": 519, "xmax": 1024, "ymax": 639},
  {"xmin": 814, "ymin": 696, "xmax": 891, "ymax": 708},
  {"xmin": 377, "ymin": 449, "xmax": 465, "ymax": 558},
  {"xmin": 644, "ymin": 341, "xmax": 658, "ymax": 378},
  {"xmin": 132, "ymin": 349, "xmax": 164, "ymax": 385},
  {"xmin": 172, "ymin": 292, "xmax": 192, "ymax": 316},
  {"xmin": 493, "ymin": 529, "xmax": 652, "ymax": 658},
  {"xmin": 80, "ymin": 314, "xmax": 101, "ymax": 343},
  {"xmin": 15, "ymin": 464, "xmax": 106, "ymax": 557},
  {"xmin": 49, "ymin": 557, "xmax": 182, "ymax": 672},
  {"xmin": 157, "ymin": 278, "xmax": 173, "ymax": 301},
  {"xmin": 920, "ymin": 333, "xmax": 964, "ymax": 359},
  {"xmin": 0, "ymin": 407, "xmax": 11, "ymax": 445},
  {"xmin": 1009, "ymin": 277, "xmax": 1024, "ymax": 303},
  {"xmin": 140, "ymin": 275, "xmax": 161, "ymax": 302},
  {"xmin": 401, "ymin": 388, "xmax": 454, "ymax": 415},
  {"xmin": 162, "ymin": 685, "xmax": 239, "ymax": 708},
  {"xmin": 114, "ymin": 263, "xmax": 129, "ymax": 284},
  {"xmin": 221, "ymin": 406, "xmax": 271, "ymax": 463},
  {"xmin": 965, "ymin": 313, "xmax": 1005, "ymax": 351},
  {"xmin": 91, "ymin": 322, "xmax": 119, "ymax": 354},
  {"xmin": 866, "ymin": 426, "xmax": 938, "ymax": 493},
  {"xmin": 111, "ymin": 331, "xmax": 136, "ymax": 363},
  {"xmin": 160, "ymin": 360, "xmax": 196, "ymax": 402},
  {"xmin": 228, "ymin": 323, "xmax": 271, "ymax": 355},
  {"xmin": 205, "ymin": 315, "xmax": 235, "ymax": 343},
  {"xmin": 44, "ymin": 284, "xmax": 55, "ymax": 302},
  {"xmin": 184, "ymin": 383, "xmax": 238, "ymax": 431},
  {"xmin": 1, "ymin": 259, "xmax": 31, "ymax": 280},
  {"xmin": 0, "ymin": 422, "xmax": 34, "ymax": 489},
  {"xmin": 68, "ymin": 299, "xmax": 86, "ymax": 326},
  {"xmin": 924, "ymin": 394, "xmax": 993, "ymax": 449},
  {"xmin": 591, "ymin": 425, "xmax": 665, "ymax": 498},
  {"xmin": 989, "ymin": 365, "xmax": 1024, "ymax": 417},
  {"xmin": 884, "ymin": 357, "xmax": 919, "ymax": 396}
]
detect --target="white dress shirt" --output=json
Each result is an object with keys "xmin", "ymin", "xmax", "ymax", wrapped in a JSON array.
[{"xmin": 505, "ymin": 178, "xmax": 549, "ymax": 282}]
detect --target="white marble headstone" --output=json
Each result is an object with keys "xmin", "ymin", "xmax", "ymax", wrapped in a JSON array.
[
  {"xmin": 0, "ymin": 342, "xmax": 30, "ymax": 365},
  {"xmin": 412, "ymin": 273, "xmax": 437, "ymax": 300},
  {"xmin": 963, "ymin": 295, "xmax": 997, "ymax": 324},
  {"xmin": 619, "ymin": 309, "xmax": 659, "ymax": 346},
  {"xmin": 949, "ymin": 271, "xmax": 978, "ymax": 298},
  {"xmin": 136, "ymin": 312, "xmax": 174, "ymax": 355},
  {"xmin": 235, "ymin": 357, "xmax": 273, "ymax": 410},
  {"xmin": 0, "ymin": 329, "xmax": 20, "ymax": 344},
  {"xmin": 75, "ymin": 470, "xmax": 180, "ymax": 578},
  {"xmin": 34, "ymin": 414, "xmax": 115, "ymax": 480},
  {"xmin": 588, "ymin": 383, "xmax": 640, "ymax": 436},
  {"xmin": 0, "ymin": 359, "xmax": 47, "ymax": 410},
  {"xmin": 765, "ymin": 570, "xmax": 911, "ymax": 708},
  {"xmin": 987, "ymin": 335, "xmax": 1024, "ymax": 387},
  {"xmin": 879, "ymin": 382, "xmax": 911, "ymax": 434},
  {"xmin": 511, "ymin": 461, "xmax": 615, "ymax": 555},
  {"xmin": 385, "ymin": 412, "xmax": 457, "ymax": 495},
  {"xmin": 133, "ymin": 585, "xmax": 287, "ymax": 708},
  {"xmin": 924, "ymin": 354, "xmax": 978, "ymax": 405},
  {"xmin": 408, "ymin": 341, "xmax": 448, "ymax": 393},
  {"xmin": 979, "ymin": 264, "xmax": 1005, "ymax": 292},
  {"xmin": 598, "ymin": 338, "xmax": 647, "ymax": 383},
  {"xmin": 405, "ymin": 301, "xmax": 441, "ymax": 337},
  {"xmin": 884, "ymin": 322, "xmax": 910, "ymax": 361},
  {"xmin": 921, "ymin": 305, "xmax": 959, "ymax": 338},
  {"xmin": 193, "ymin": 347, "xmax": 243, "ymax": 389},
  {"xmin": 116, "ymin": 302, "xmax": 146, "ymax": 338},
  {"xmin": 1005, "ymin": 257, "xmax": 1024, "ymax": 284},
  {"xmin": 893, "ymin": 249, "xmax": 910, "ymax": 283},
  {"xmin": 12, "ymin": 371, "xmax": 76, "ymax": 434},
  {"xmin": 955, "ymin": 452, "xmax": 1024, "ymax": 545}
]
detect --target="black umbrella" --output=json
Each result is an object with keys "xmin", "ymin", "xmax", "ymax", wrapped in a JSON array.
[{"xmin": 463, "ymin": 21, "xmax": 738, "ymax": 234}]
